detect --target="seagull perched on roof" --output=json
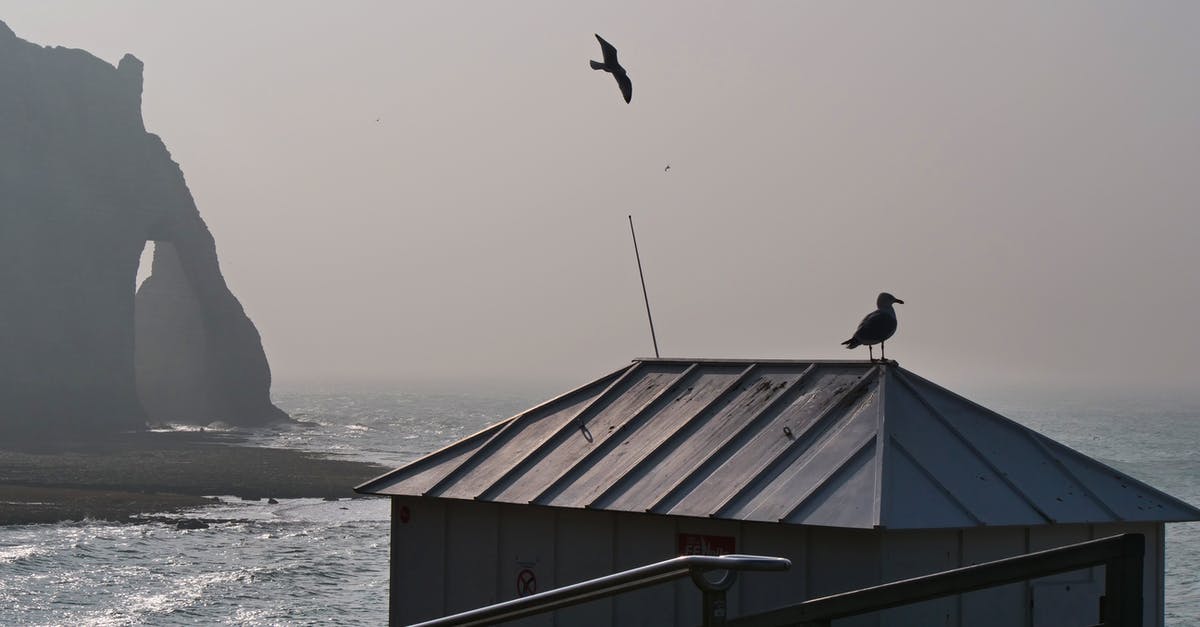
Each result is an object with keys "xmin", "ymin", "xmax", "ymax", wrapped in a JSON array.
[
  {"xmin": 590, "ymin": 34, "xmax": 632, "ymax": 104},
  {"xmin": 841, "ymin": 292, "xmax": 904, "ymax": 362}
]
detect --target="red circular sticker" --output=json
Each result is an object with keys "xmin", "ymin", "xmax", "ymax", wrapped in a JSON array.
[{"xmin": 516, "ymin": 568, "xmax": 537, "ymax": 596}]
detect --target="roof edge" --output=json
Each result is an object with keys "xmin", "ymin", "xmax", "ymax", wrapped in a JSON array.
[{"xmin": 355, "ymin": 362, "xmax": 633, "ymax": 495}]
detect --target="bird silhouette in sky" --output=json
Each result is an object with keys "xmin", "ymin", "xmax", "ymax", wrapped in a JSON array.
[
  {"xmin": 590, "ymin": 34, "xmax": 632, "ymax": 104},
  {"xmin": 842, "ymin": 292, "xmax": 904, "ymax": 362}
]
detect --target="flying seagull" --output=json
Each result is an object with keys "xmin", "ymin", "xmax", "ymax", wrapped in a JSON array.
[
  {"xmin": 841, "ymin": 292, "xmax": 904, "ymax": 362},
  {"xmin": 590, "ymin": 34, "xmax": 632, "ymax": 104}
]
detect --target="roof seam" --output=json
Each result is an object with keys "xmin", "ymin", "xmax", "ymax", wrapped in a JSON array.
[
  {"xmin": 1019, "ymin": 427, "xmax": 1121, "ymax": 521},
  {"xmin": 530, "ymin": 363, "xmax": 701, "ymax": 506},
  {"xmin": 418, "ymin": 366, "xmax": 629, "ymax": 497},
  {"xmin": 710, "ymin": 365, "xmax": 878, "ymax": 518},
  {"xmin": 777, "ymin": 434, "xmax": 878, "ymax": 524},
  {"xmin": 891, "ymin": 369, "xmax": 1056, "ymax": 524},
  {"xmin": 476, "ymin": 361, "xmax": 647, "ymax": 501},
  {"xmin": 890, "ymin": 434, "xmax": 984, "ymax": 525},
  {"xmin": 872, "ymin": 367, "xmax": 889, "ymax": 527},
  {"xmin": 355, "ymin": 418, "xmax": 510, "ymax": 494},
  {"xmin": 651, "ymin": 363, "xmax": 822, "ymax": 515},
  {"xmin": 898, "ymin": 368, "xmax": 1200, "ymax": 519},
  {"xmin": 585, "ymin": 363, "xmax": 761, "ymax": 510}
]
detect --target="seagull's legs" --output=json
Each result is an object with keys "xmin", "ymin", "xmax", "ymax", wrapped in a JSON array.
[
  {"xmin": 868, "ymin": 345, "xmax": 874, "ymax": 362},
  {"xmin": 881, "ymin": 342, "xmax": 886, "ymax": 362}
]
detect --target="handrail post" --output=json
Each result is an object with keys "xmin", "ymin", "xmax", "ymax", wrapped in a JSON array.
[
  {"xmin": 691, "ymin": 568, "xmax": 738, "ymax": 627},
  {"xmin": 1102, "ymin": 533, "xmax": 1144, "ymax": 626}
]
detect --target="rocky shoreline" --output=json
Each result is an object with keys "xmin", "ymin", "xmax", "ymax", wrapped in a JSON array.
[{"xmin": 0, "ymin": 431, "xmax": 390, "ymax": 525}]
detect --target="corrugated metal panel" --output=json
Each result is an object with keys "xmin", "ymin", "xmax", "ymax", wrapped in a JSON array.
[{"xmin": 356, "ymin": 359, "xmax": 1200, "ymax": 529}]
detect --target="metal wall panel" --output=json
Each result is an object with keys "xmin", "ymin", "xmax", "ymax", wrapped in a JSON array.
[
  {"xmin": 879, "ymin": 530, "xmax": 960, "ymax": 627},
  {"xmin": 499, "ymin": 504, "xmax": 557, "ymax": 627},
  {"xmin": 390, "ymin": 497, "xmax": 446, "ymax": 625},
  {"xmin": 553, "ymin": 509, "xmax": 615, "ymax": 627},
  {"xmin": 738, "ymin": 520, "xmax": 808, "ymax": 615},
  {"xmin": 961, "ymin": 526, "xmax": 1028, "ymax": 627},
  {"xmin": 444, "ymin": 500, "xmax": 499, "ymax": 615},
  {"xmin": 613, "ymin": 513, "xmax": 676, "ymax": 627},
  {"xmin": 1028, "ymin": 525, "xmax": 1098, "ymax": 627},
  {"xmin": 808, "ymin": 526, "xmax": 881, "ymax": 627}
]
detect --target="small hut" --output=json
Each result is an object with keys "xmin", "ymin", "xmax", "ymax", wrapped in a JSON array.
[{"xmin": 356, "ymin": 359, "xmax": 1200, "ymax": 626}]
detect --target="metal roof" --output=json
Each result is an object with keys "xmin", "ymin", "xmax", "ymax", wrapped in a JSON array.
[{"xmin": 356, "ymin": 359, "xmax": 1200, "ymax": 529}]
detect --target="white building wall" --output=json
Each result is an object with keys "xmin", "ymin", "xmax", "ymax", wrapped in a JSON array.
[
  {"xmin": 386, "ymin": 498, "xmax": 1164, "ymax": 627},
  {"xmin": 961, "ymin": 526, "xmax": 1027, "ymax": 627},
  {"xmin": 390, "ymin": 498, "xmax": 446, "ymax": 625}
]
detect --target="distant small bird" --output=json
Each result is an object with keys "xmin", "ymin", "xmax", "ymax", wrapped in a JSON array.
[
  {"xmin": 664, "ymin": 164, "xmax": 671, "ymax": 172},
  {"xmin": 590, "ymin": 34, "xmax": 632, "ymax": 104},
  {"xmin": 841, "ymin": 292, "xmax": 904, "ymax": 362}
]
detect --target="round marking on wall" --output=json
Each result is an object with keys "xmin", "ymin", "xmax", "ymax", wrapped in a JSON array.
[
  {"xmin": 516, "ymin": 568, "xmax": 537, "ymax": 597},
  {"xmin": 399, "ymin": 505, "xmax": 411, "ymax": 524}
]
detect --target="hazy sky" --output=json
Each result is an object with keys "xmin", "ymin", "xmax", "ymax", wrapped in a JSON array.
[{"xmin": 4, "ymin": 2, "xmax": 1199, "ymax": 396}]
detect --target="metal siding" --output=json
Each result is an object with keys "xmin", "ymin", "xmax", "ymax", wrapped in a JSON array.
[
  {"xmin": 961, "ymin": 527, "xmax": 1029, "ymax": 627},
  {"xmin": 613, "ymin": 513, "xmax": 676, "ymax": 627},
  {"xmin": 492, "ymin": 365, "xmax": 691, "ymax": 503},
  {"xmin": 884, "ymin": 442, "xmax": 980, "ymax": 529},
  {"xmin": 1056, "ymin": 447, "xmax": 1200, "ymax": 522},
  {"xmin": 779, "ymin": 440, "xmax": 877, "ymax": 528},
  {"xmin": 878, "ymin": 530, "xmax": 960, "ymax": 627},
  {"xmin": 686, "ymin": 367, "xmax": 871, "ymax": 520},
  {"xmin": 444, "ymin": 500, "xmax": 499, "ymax": 615},
  {"xmin": 371, "ymin": 423, "xmax": 504, "ymax": 496},
  {"xmin": 546, "ymin": 366, "xmax": 747, "ymax": 508},
  {"xmin": 885, "ymin": 376, "xmax": 1045, "ymax": 527},
  {"xmin": 1028, "ymin": 525, "xmax": 1100, "ymax": 627},
  {"xmin": 499, "ymin": 504, "xmax": 557, "ymax": 627},
  {"xmin": 553, "ymin": 509, "xmax": 615, "ymax": 627},
  {"xmin": 391, "ymin": 497, "xmax": 446, "ymax": 625},
  {"xmin": 658, "ymin": 367, "xmax": 818, "ymax": 518},
  {"xmin": 737, "ymin": 521, "xmax": 807, "ymax": 616},
  {"xmin": 913, "ymin": 381, "xmax": 1115, "ymax": 524},
  {"xmin": 435, "ymin": 392, "xmax": 601, "ymax": 500},
  {"xmin": 808, "ymin": 526, "xmax": 880, "ymax": 627},
  {"xmin": 606, "ymin": 369, "xmax": 794, "ymax": 513},
  {"xmin": 757, "ymin": 389, "xmax": 882, "ymax": 526}
]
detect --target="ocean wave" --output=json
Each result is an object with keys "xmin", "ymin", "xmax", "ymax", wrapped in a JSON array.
[{"xmin": 0, "ymin": 545, "xmax": 45, "ymax": 564}]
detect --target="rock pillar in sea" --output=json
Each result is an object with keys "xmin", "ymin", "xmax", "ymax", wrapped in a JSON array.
[{"xmin": 0, "ymin": 21, "xmax": 289, "ymax": 437}]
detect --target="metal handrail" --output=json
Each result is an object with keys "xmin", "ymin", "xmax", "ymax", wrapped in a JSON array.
[
  {"xmin": 407, "ymin": 554, "xmax": 791, "ymax": 627},
  {"xmin": 728, "ymin": 533, "xmax": 1145, "ymax": 627}
]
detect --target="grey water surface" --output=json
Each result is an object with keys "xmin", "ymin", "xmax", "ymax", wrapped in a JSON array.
[{"xmin": 2, "ymin": 389, "xmax": 1197, "ymax": 625}]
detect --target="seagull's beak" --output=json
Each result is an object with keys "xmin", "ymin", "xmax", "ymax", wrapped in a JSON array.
[{"xmin": 894, "ymin": 298, "xmax": 904, "ymax": 305}]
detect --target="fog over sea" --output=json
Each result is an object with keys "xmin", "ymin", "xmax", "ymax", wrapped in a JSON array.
[{"xmin": 1, "ymin": 387, "xmax": 1197, "ymax": 625}]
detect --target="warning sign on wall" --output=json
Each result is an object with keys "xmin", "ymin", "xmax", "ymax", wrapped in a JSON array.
[
  {"xmin": 516, "ymin": 568, "xmax": 538, "ymax": 597},
  {"xmin": 677, "ymin": 533, "xmax": 736, "ymax": 556}
]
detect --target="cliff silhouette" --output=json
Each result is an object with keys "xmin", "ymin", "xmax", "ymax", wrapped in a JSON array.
[{"xmin": 0, "ymin": 21, "xmax": 289, "ymax": 437}]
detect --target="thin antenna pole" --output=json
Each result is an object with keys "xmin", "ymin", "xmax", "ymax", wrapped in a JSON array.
[{"xmin": 628, "ymin": 215, "xmax": 660, "ymax": 358}]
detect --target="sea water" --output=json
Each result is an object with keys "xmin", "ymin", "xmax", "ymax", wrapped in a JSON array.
[{"xmin": 1, "ymin": 387, "xmax": 1197, "ymax": 625}]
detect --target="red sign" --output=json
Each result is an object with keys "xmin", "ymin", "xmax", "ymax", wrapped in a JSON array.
[{"xmin": 677, "ymin": 533, "xmax": 736, "ymax": 556}]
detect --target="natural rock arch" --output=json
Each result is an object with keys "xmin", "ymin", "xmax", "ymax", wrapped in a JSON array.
[{"xmin": 0, "ymin": 22, "xmax": 289, "ymax": 437}]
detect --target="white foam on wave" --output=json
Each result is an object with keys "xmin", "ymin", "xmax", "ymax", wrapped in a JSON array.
[
  {"xmin": 85, "ymin": 568, "xmax": 258, "ymax": 626},
  {"xmin": 0, "ymin": 545, "xmax": 44, "ymax": 564}
]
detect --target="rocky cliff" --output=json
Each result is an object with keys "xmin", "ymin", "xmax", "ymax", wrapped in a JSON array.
[{"xmin": 0, "ymin": 21, "xmax": 289, "ymax": 437}]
